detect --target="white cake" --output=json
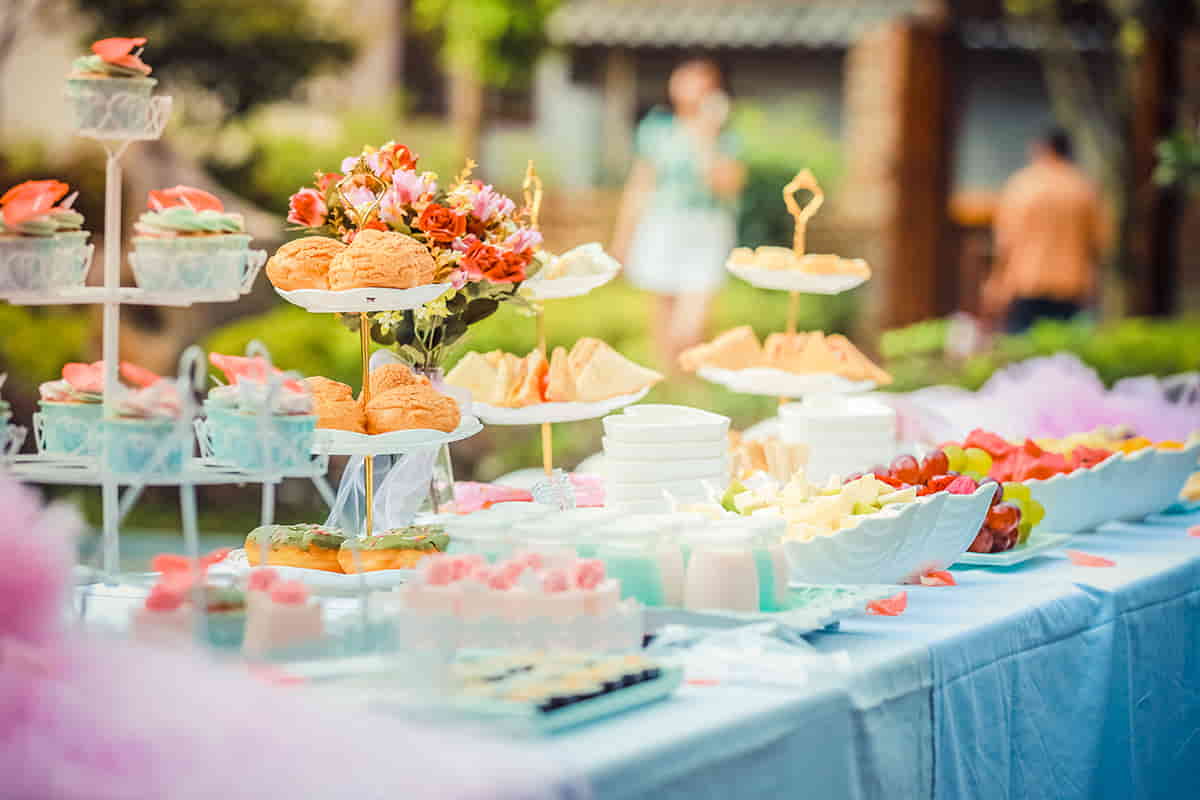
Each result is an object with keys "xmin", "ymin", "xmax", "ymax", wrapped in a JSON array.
[
  {"xmin": 601, "ymin": 405, "xmax": 731, "ymax": 512},
  {"xmin": 779, "ymin": 395, "xmax": 896, "ymax": 483}
]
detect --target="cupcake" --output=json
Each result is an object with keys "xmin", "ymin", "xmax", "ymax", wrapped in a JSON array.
[
  {"xmin": 130, "ymin": 186, "xmax": 255, "ymax": 292},
  {"xmin": 0, "ymin": 181, "xmax": 91, "ymax": 292},
  {"xmin": 203, "ymin": 353, "xmax": 316, "ymax": 472},
  {"xmin": 66, "ymin": 37, "xmax": 159, "ymax": 136},
  {"xmin": 102, "ymin": 377, "xmax": 189, "ymax": 477},
  {"xmin": 37, "ymin": 361, "xmax": 159, "ymax": 456}
]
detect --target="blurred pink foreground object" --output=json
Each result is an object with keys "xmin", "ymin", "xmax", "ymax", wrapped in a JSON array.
[
  {"xmin": 0, "ymin": 475, "xmax": 583, "ymax": 800},
  {"xmin": 453, "ymin": 474, "xmax": 604, "ymax": 513}
]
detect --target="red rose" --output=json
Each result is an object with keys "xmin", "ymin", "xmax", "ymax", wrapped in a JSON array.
[
  {"xmin": 316, "ymin": 172, "xmax": 341, "ymax": 193},
  {"xmin": 487, "ymin": 251, "xmax": 528, "ymax": 284},
  {"xmin": 460, "ymin": 241, "xmax": 503, "ymax": 281},
  {"xmin": 286, "ymin": 188, "xmax": 327, "ymax": 227},
  {"xmin": 417, "ymin": 203, "xmax": 466, "ymax": 244}
]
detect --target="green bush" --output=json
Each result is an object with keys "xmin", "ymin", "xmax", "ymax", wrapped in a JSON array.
[
  {"xmin": 881, "ymin": 315, "xmax": 1200, "ymax": 393},
  {"xmin": 730, "ymin": 100, "xmax": 843, "ymax": 247}
]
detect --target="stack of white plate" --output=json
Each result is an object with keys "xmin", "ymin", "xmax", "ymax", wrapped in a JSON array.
[
  {"xmin": 601, "ymin": 405, "xmax": 731, "ymax": 513},
  {"xmin": 779, "ymin": 394, "xmax": 897, "ymax": 483}
]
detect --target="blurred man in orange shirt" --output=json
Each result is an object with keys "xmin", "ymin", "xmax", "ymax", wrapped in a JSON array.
[{"xmin": 983, "ymin": 129, "xmax": 1110, "ymax": 333}]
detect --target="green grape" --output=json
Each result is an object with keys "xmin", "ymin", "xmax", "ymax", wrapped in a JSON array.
[
  {"xmin": 944, "ymin": 444, "xmax": 966, "ymax": 473},
  {"xmin": 1002, "ymin": 482, "xmax": 1032, "ymax": 506},
  {"xmin": 963, "ymin": 447, "xmax": 993, "ymax": 479},
  {"xmin": 1017, "ymin": 520, "xmax": 1033, "ymax": 545},
  {"xmin": 852, "ymin": 501, "xmax": 881, "ymax": 515},
  {"xmin": 1026, "ymin": 498, "xmax": 1046, "ymax": 527}
]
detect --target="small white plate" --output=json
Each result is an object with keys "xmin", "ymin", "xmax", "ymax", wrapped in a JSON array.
[
  {"xmin": 698, "ymin": 366, "xmax": 875, "ymax": 398},
  {"xmin": 212, "ymin": 549, "xmax": 416, "ymax": 595},
  {"xmin": 472, "ymin": 388, "xmax": 649, "ymax": 426},
  {"xmin": 523, "ymin": 270, "xmax": 618, "ymax": 300},
  {"xmin": 311, "ymin": 415, "xmax": 482, "ymax": 456},
  {"xmin": 727, "ymin": 263, "xmax": 869, "ymax": 295},
  {"xmin": 275, "ymin": 283, "xmax": 451, "ymax": 313},
  {"xmin": 955, "ymin": 532, "xmax": 1073, "ymax": 566}
]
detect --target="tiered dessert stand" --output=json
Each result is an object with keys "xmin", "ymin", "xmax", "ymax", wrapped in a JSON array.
[
  {"xmin": 702, "ymin": 170, "xmax": 882, "ymax": 479},
  {"xmin": 1, "ymin": 87, "xmax": 332, "ymax": 575},
  {"xmin": 467, "ymin": 162, "xmax": 627, "ymax": 503},
  {"xmin": 271, "ymin": 170, "xmax": 482, "ymax": 535}
]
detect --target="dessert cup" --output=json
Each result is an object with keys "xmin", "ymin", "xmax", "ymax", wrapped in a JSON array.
[
  {"xmin": 36, "ymin": 401, "xmax": 103, "ymax": 456},
  {"xmin": 66, "ymin": 75, "xmax": 158, "ymax": 136},
  {"xmin": 102, "ymin": 417, "xmax": 189, "ymax": 477},
  {"xmin": 203, "ymin": 404, "xmax": 316, "ymax": 472},
  {"xmin": 0, "ymin": 231, "xmax": 92, "ymax": 292},
  {"xmin": 130, "ymin": 234, "xmax": 257, "ymax": 292}
]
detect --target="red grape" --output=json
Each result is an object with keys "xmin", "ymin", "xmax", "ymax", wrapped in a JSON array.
[
  {"xmin": 980, "ymin": 478, "xmax": 1002, "ymax": 507},
  {"xmin": 920, "ymin": 450, "xmax": 950, "ymax": 483},
  {"xmin": 890, "ymin": 454, "xmax": 922, "ymax": 485},
  {"xmin": 968, "ymin": 528, "xmax": 994, "ymax": 553},
  {"xmin": 986, "ymin": 502, "xmax": 1021, "ymax": 536}
]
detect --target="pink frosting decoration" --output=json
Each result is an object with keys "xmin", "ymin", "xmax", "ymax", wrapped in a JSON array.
[
  {"xmin": 423, "ymin": 556, "xmax": 456, "ymax": 586},
  {"xmin": 200, "ymin": 547, "xmax": 233, "ymax": 568},
  {"xmin": 270, "ymin": 581, "xmax": 310, "ymax": 605},
  {"xmin": 541, "ymin": 569, "xmax": 569, "ymax": 594},
  {"xmin": 571, "ymin": 559, "xmax": 605, "ymax": 591},
  {"xmin": 486, "ymin": 571, "xmax": 515, "ymax": 591},
  {"xmin": 499, "ymin": 559, "xmax": 526, "ymax": 584},
  {"xmin": 247, "ymin": 568, "xmax": 279, "ymax": 592},
  {"xmin": 61, "ymin": 361, "xmax": 105, "ymax": 394},
  {"xmin": 449, "ymin": 556, "xmax": 479, "ymax": 582},
  {"xmin": 144, "ymin": 584, "xmax": 185, "ymax": 612},
  {"xmin": 521, "ymin": 552, "xmax": 545, "ymax": 570},
  {"xmin": 151, "ymin": 553, "xmax": 191, "ymax": 574},
  {"xmin": 469, "ymin": 566, "xmax": 493, "ymax": 585}
]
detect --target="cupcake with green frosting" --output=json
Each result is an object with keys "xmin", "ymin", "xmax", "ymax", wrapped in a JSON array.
[
  {"xmin": 130, "ymin": 185, "xmax": 257, "ymax": 292},
  {"xmin": 0, "ymin": 180, "xmax": 91, "ymax": 292},
  {"xmin": 66, "ymin": 37, "xmax": 159, "ymax": 135}
]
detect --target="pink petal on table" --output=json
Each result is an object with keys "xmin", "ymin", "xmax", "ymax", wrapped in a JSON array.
[
  {"xmin": 1066, "ymin": 550, "xmax": 1115, "ymax": 567},
  {"xmin": 920, "ymin": 570, "xmax": 956, "ymax": 587},
  {"xmin": 867, "ymin": 591, "xmax": 908, "ymax": 616}
]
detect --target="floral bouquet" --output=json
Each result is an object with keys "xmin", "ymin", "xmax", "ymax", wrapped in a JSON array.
[{"xmin": 285, "ymin": 141, "xmax": 545, "ymax": 370}]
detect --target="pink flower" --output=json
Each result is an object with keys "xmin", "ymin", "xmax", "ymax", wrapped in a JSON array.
[
  {"xmin": 270, "ymin": 580, "xmax": 310, "ymax": 605},
  {"xmin": 247, "ymin": 568, "xmax": 280, "ymax": 592},
  {"xmin": 340, "ymin": 155, "xmax": 361, "ymax": 174},
  {"xmin": 571, "ymin": 559, "xmax": 605, "ymax": 590},
  {"xmin": 287, "ymin": 188, "xmax": 326, "ymax": 227},
  {"xmin": 391, "ymin": 169, "xmax": 437, "ymax": 205},
  {"xmin": 505, "ymin": 228, "xmax": 543, "ymax": 254},
  {"xmin": 422, "ymin": 556, "xmax": 456, "ymax": 586},
  {"xmin": 486, "ymin": 571, "xmax": 514, "ymax": 591},
  {"xmin": 541, "ymin": 569, "xmax": 569, "ymax": 594},
  {"xmin": 499, "ymin": 559, "xmax": 526, "ymax": 584},
  {"xmin": 452, "ymin": 234, "xmax": 480, "ymax": 254},
  {"xmin": 469, "ymin": 185, "xmax": 515, "ymax": 224},
  {"xmin": 448, "ymin": 269, "xmax": 468, "ymax": 290}
]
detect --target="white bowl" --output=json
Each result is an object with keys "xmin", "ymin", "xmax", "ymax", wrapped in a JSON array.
[
  {"xmin": 782, "ymin": 484, "xmax": 997, "ymax": 585},
  {"xmin": 602, "ymin": 436, "xmax": 727, "ymax": 462},
  {"xmin": 603, "ymin": 404, "xmax": 730, "ymax": 444},
  {"xmin": 606, "ymin": 476, "xmax": 725, "ymax": 502},
  {"xmin": 604, "ymin": 456, "xmax": 729, "ymax": 483}
]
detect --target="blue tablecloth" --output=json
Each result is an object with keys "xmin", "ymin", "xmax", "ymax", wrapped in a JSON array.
[{"xmin": 546, "ymin": 512, "xmax": 1200, "ymax": 800}]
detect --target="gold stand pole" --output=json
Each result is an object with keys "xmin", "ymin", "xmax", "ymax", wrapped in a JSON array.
[
  {"xmin": 359, "ymin": 312, "xmax": 374, "ymax": 535},
  {"xmin": 525, "ymin": 160, "xmax": 554, "ymax": 477}
]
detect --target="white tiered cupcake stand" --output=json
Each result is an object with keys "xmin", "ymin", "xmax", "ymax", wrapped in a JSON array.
[{"xmin": 0, "ymin": 88, "xmax": 334, "ymax": 575}]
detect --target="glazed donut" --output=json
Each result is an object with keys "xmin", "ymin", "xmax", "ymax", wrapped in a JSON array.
[
  {"xmin": 246, "ymin": 524, "xmax": 346, "ymax": 573},
  {"xmin": 338, "ymin": 527, "xmax": 449, "ymax": 573}
]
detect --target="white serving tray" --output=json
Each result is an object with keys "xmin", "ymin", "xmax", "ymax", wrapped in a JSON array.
[
  {"xmin": 698, "ymin": 366, "xmax": 875, "ymax": 398},
  {"xmin": 311, "ymin": 415, "xmax": 482, "ymax": 456},
  {"xmin": 727, "ymin": 262, "xmax": 869, "ymax": 295},
  {"xmin": 472, "ymin": 387, "xmax": 649, "ymax": 426},
  {"xmin": 523, "ymin": 270, "xmax": 618, "ymax": 301},
  {"xmin": 212, "ymin": 548, "xmax": 416, "ymax": 595},
  {"xmin": 275, "ymin": 282, "xmax": 451, "ymax": 313},
  {"xmin": 955, "ymin": 532, "xmax": 1073, "ymax": 567}
]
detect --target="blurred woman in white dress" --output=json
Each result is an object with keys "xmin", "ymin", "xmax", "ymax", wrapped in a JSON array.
[{"xmin": 612, "ymin": 59, "xmax": 746, "ymax": 370}]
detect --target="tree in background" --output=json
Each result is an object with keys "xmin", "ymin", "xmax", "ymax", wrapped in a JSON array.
[{"xmin": 412, "ymin": 0, "xmax": 560, "ymax": 161}]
